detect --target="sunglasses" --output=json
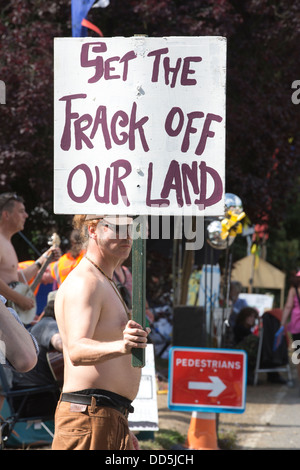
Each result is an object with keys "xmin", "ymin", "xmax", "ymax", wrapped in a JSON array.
[
  {"xmin": 0, "ymin": 193, "xmax": 23, "ymax": 212},
  {"xmin": 100, "ymin": 222, "xmax": 133, "ymax": 237}
]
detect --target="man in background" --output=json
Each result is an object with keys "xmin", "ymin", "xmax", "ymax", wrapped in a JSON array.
[
  {"xmin": 0, "ymin": 192, "xmax": 60, "ymax": 315},
  {"xmin": 47, "ymin": 229, "xmax": 86, "ymax": 288}
]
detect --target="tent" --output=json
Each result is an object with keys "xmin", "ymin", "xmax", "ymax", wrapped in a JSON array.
[{"xmin": 231, "ymin": 255, "xmax": 286, "ymax": 308}]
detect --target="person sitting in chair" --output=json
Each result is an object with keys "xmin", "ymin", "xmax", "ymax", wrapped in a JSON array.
[
  {"xmin": 233, "ymin": 307, "xmax": 287, "ymax": 385},
  {"xmin": 10, "ymin": 291, "xmax": 62, "ymax": 417}
]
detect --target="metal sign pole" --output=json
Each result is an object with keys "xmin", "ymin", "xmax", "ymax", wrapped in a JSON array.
[{"xmin": 131, "ymin": 216, "xmax": 147, "ymax": 368}]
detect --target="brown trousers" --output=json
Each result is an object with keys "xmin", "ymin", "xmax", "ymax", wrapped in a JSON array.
[{"xmin": 52, "ymin": 397, "xmax": 134, "ymax": 450}]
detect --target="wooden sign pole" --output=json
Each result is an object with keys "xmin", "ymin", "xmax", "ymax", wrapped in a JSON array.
[{"xmin": 131, "ymin": 216, "xmax": 147, "ymax": 367}]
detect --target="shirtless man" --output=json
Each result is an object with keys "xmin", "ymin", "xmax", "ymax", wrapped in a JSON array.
[
  {"xmin": 0, "ymin": 193, "xmax": 60, "ymax": 313},
  {"xmin": 0, "ymin": 295, "xmax": 39, "ymax": 414},
  {"xmin": 52, "ymin": 215, "xmax": 150, "ymax": 450},
  {"xmin": 0, "ymin": 295, "xmax": 38, "ymax": 372}
]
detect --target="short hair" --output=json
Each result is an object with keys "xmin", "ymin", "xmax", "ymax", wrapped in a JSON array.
[{"xmin": 0, "ymin": 193, "xmax": 24, "ymax": 215}]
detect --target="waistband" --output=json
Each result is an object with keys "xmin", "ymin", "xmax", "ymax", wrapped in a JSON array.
[{"xmin": 61, "ymin": 388, "xmax": 134, "ymax": 418}]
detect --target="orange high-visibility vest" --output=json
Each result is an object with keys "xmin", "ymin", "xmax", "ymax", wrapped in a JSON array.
[
  {"xmin": 49, "ymin": 250, "xmax": 86, "ymax": 287},
  {"xmin": 18, "ymin": 260, "xmax": 40, "ymax": 295}
]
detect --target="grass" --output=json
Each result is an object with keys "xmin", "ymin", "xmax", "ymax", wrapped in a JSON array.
[
  {"xmin": 137, "ymin": 429, "xmax": 186, "ymax": 450},
  {"xmin": 218, "ymin": 430, "xmax": 238, "ymax": 450},
  {"xmin": 137, "ymin": 428, "xmax": 238, "ymax": 450}
]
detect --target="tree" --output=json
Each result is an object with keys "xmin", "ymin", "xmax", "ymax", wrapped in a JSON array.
[
  {"xmin": 84, "ymin": 0, "xmax": 300, "ymax": 276},
  {"xmin": 89, "ymin": 0, "xmax": 300, "ymax": 227},
  {"xmin": 0, "ymin": 0, "xmax": 71, "ymax": 256},
  {"xmin": 0, "ymin": 0, "xmax": 299, "ymax": 262}
]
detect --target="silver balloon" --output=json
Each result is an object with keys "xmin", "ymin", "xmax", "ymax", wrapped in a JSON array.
[
  {"xmin": 207, "ymin": 220, "xmax": 235, "ymax": 250},
  {"xmin": 225, "ymin": 193, "xmax": 243, "ymax": 215}
]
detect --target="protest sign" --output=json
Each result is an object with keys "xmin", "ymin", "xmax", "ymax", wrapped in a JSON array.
[{"xmin": 54, "ymin": 36, "xmax": 226, "ymax": 216}]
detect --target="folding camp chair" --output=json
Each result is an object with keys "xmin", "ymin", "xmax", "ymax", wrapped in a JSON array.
[
  {"xmin": 253, "ymin": 311, "xmax": 293, "ymax": 386},
  {"xmin": 0, "ymin": 364, "xmax": 60, "ymax": 449}
]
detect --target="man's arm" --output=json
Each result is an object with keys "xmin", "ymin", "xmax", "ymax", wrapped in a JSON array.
[
  {"xmin": 51, "ymin": 333, "xmax": 63, "ymax": 352},
  {"xmin": 67, "ymin": 319, "xmax": 150, "ymax": 366},
  {"xmin": 0, "ymin": 298, "xmax": 38, "ymax": 372},
  {"xmin": 281, "ymin": 287, "xmax": 294, "ymax": 327},
  {"xmin": 0, "ymin": 277, "xmax": 35, "ymax": 311},
  {"xmin": 18, "ymin": 246, "xmax": 61, "ymax": 284}
]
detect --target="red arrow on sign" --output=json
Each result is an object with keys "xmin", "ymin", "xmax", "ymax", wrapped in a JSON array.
[{"xmin": 188, "ymin": 376, "xmax": 226, "ymax": 397}]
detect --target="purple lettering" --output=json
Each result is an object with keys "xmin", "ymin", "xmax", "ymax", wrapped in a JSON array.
[
  {"xmin": 195, "ymin": 113, "xmax": 223, "ymax": 156},
  {"xmin": 163, "ymin": 57, "xmax": 182, "ymax": 88},
  {"xmin": 146, "ymin": 160, "xmax": 223, "ymax": 210},
  {"xmin": 165, "ymin": 108, "xmax": 223, "ymax": 156},
  {"xmin": 80, "ymin": 42, "xmax": 107, "ymax": 83},
  {"xmin": 182, "ymin": 162, "xmax": 200, "ymax": 205},
  {"xmin": 160, "ymin": 160, "xmax": 184, "ymax": 207},
  {"xmin": 111, "ymin": 111, "xmax": 129, "ymax": 145},
  {"xmin": 181, "ymin": 111, "xmax": 204, "ymax": 152},
  {"xmin": 94, "ymin": 166, "xmax": 111, "ymax": 203},
  {"xmin": 181, "ymin": 57, "xmax": 202, "ymax": 86},
  {"xmin": 59, "ymin": 101, "xmax": 148, "ymax": 152},
  {"xmin": 119, "ymin": 51, "xmax": 137, "ymax": 81},
  {"xmin": 67, "ymin": 164, "xmax": 93, "ymax": 203},
  {"xmin": 110, "ymin": 160, "xmax": 132, "ymax": 206},
  {"xmin": 146, "ymin": 162, "xmax": 169, "ymax": 207},
  {"xmin": 195, "ymin": 161, "xmax": 223, "ymax": 208},
  {"xmin": 80, "ymin": 43, "xmax": 136, "ymax": 83},
  {"xmin": 128, "ymin": 102, "xmax": 149, "ymax": 151},
  {"xmin": 147, "ymin": 48, "xmax": 169, "ymax": 82},
  {"xmin": 90, "ymin": 105, "xmax": 112, "ymax": 150},
  {"xmin": 165, "ymin": 107, "xmax": 184, "ymax": 136},
  {"xmin": 67, "ymin": 161, "xmax": 132, "ymax": 207},
  {"xmin": 104, "ymin": 56, "xmax": 121, "ymax": 80},
  {"xmin": 59, "ymin": 94, "xmax": 86, "ymax": 151},
  {"xmin": 74, "ymin": 114, "xmax": 93, "ymax": 150},
  {"xmin": 148, "ymin": 49, "xmax": 201, "ymax": 87}
]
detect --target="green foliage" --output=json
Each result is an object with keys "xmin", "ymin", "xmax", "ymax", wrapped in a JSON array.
[
  {"xmin": 217, "ymin": 429, "xmax": 238, "ymax": 450},
  {"xmin": 137, "ymin": 427, "xmax": 237, "ymax": 450},
  {"xmin": 138, "ymin": 429, "xmax": 185, "ymax": 450},
  {"xmin": 0, "ymin": 0, "xmax": 299, "ymax": 262}
]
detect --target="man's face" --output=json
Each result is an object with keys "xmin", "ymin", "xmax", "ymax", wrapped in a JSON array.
[
  {"xmin": 97, "ymin": 222, "xmax": 133, "ymax": 260},
  {"xmin": 7, "ymin": 201, "xmax": 28, "ymax": 231}
]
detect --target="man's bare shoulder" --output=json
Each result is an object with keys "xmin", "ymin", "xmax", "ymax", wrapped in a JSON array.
[
  {"xmin": 55, "ymin": 260, "xmax": 105, "ymax": 328},
  {"xmin": 58, "ymin": 260, "xmax": 103, "ymax": 299}
]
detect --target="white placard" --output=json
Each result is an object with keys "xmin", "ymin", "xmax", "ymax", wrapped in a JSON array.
[
  {"xmin": 238, "ymin": 293, "xmax": 274, "ymax": 317},
  {"xmin": 129, "ymin": 344, "xmax": 159, "ymax": 431},
  {"xmin": 54, "ymin": 36, "xmax": 226, "ymax": 216}
]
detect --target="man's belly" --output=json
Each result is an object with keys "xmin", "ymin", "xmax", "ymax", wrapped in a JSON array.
[
  {"xmin": 62, "ymin": 354, "xmax": 142, "ymax": 401},
  {"xmin": 0, "ymin": 270, "xmax": 19, "ymax": 284}
]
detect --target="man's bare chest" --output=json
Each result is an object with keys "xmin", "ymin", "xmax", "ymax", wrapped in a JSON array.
[
  {"xmin": 0, "ymin": 239, "xmax": 19, "ymax": 282},
  {"xmin": 96, "ymin": 291, "xmax": 130, "ymax": 341}
]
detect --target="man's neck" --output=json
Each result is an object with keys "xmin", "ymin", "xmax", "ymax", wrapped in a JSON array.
[
  {"xmin": 0, "ymin": 224, "xmax": 14, "ymax": 241},
  {"xmin": 86, "ymin": 251, "xmax": 118, "ymax": 280}
]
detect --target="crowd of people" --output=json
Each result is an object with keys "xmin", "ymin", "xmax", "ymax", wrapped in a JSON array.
[
  {"xmin": 0, "ymin": 191, "xmax": 300, "ymax": 449},
  {"xmin": 0, "ymin": 193, "xmax": 152, "ymax": 450}
]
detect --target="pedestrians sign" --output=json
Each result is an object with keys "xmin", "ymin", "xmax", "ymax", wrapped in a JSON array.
[{"xmin": 168, "ymin": 347, "xmax": 247, "ymax": 414}]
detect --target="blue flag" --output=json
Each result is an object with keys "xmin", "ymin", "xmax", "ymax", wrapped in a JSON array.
[
  {"xmin": 72, "ymin": 0, "xmax": 96, "ymax": 37},
  {"xmin": 273, "ymin": 325, "xmax": 284, "ymax": 351}
]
